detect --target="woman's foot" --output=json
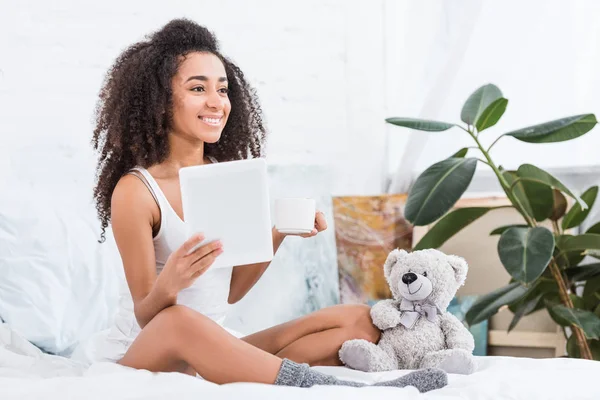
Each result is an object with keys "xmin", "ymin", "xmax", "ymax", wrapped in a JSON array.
[{"xmin": 274, "ymin": 358, "xmax": 448, "ymax": 392}]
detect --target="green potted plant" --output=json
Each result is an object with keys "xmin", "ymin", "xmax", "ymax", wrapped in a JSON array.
[{"xmin": 386, "ymin": 84, "xmax": 600, "ymax": 360}]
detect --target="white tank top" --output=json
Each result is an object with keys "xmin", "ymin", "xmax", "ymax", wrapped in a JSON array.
[{"xmin": 110, "ymin": 159, "xmax": 233, "ymax": 344}]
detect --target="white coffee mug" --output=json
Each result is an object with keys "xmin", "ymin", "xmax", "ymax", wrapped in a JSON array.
[{"xmin": 274, "ymin": 198, "xmax": 316, "ymax": 234}]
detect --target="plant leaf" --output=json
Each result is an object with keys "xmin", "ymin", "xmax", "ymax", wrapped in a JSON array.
[
  {"xmin": 521, "ymin": 180, "xmax": 554, "ymax": 221},
  {"xmin": 556, "ymin": 234, "xmax": 600, "ymax": 252},
  {"xmin": 554, "ymin": 235, "xmax": 586, "ymax": 268},
  {"xmin": 549, "ymin": 305, "xmax": 600, "ymax": 339},
  {"xmin": 583, "ymin": 276, "xmax": 600, "ymax": 311},
  {"xmin": 517, "ymin": 164, "xmax": 586, "ymax": 208},
  {"xmin": 556, "ymin": 251, "xmax": 585, "ymax": 269},
  {"xmin": 405, "ymin": 158, "xmax": 478, "ymax": 226},
  {"xmin": 585, "ymin": 249, "xmax": 600, "ymax": 260},
  {"xmin": 461, "ymin": 84, "xmax": 503, "ymax": 125},
  {"xmin": 566, "ymin": 334, "xmax": 578, "ymax": 358},
  {"xmin": 566, "ymin": 335, "xmax": 600, "ymax": 360},
  {"xmin": 550, "ymin": 190, "xmax": 568, "ymax": 221},
  {"xmin": 451, "ymin": 148, "xmax": 468, "ymax": 158},
  {"xmin": 505, "ymin": 114, "xmax": 598, "ymax": 143},
  {"xmin": 503, "ymin": 169, "xmax": 554, "ymax": 221},
  {"xmin": 503, "ymin": 171, "xmax": 535, "ymax": 219},
  {"xmin": 498, "ymin": 227, "xmax": 555, "ymax": 284},
  {"xmin": 570, "ymin": 294, "xmax": 586, "ymax": 310},
  {"xmin": 476, "ymin": 97, "xmax": 508, "ymax": 132},
  {"xmin": 502, "ymin": 169, "xmax": 554, "ymax": 221},
  {"xmin": 465, "ymin": 282, "xmax": 528, "ymax": 326},
  {"xmin": 555, "ymin": 234, "xmax": 574, "ymax": 249},
  {"xmin": 509, "ymin": 292, "xmax": 544, "ymax": 332},
  {"xmin": 508, "ymin": 280, "xmax": 558, "ymax": 313},
  {"xmin": 565, "ymin": 263, "xmax": 600, "ymax": 281},
  {"xmin": 414, "ymin": 207, "xmax": 491, "ymax": 250},
  {"xmin": 587, "ymin": 222, "xmax": 600, "ymax": 234},
  {"xmin": 562, "ymin": 186, "xmax": 599, "ymax": 230},
  {"xmin": 507, "ymin": 280, "xmax": 555, "ymax": 329},
  {"xmin": 385, "ymin": 118, "xmax": 455, "ymax": 132},
  {"xmin": 490, "ymin": 224, "xmax": 528, "ymax": 236},
  {"xmin": 545, "ymin": 300, "xmax": 578, "ymax": 326}
]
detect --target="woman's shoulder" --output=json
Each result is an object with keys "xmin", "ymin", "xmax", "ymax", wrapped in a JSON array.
[
  {"xmin": 111, "ymin": 173, "xmax": 158, "ymax": 223},
  {"xmin": 113, "ymin": 168, "xmax": 149, "ymax": 196}
]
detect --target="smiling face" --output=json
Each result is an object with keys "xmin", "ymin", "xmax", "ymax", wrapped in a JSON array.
[
  {"xmin": 383, "ymin": 248, "xmax": 468, "ymax": 310},
  {"xmin": 170, "ymin": 51, "xmax": 231, "ymax": 143}
]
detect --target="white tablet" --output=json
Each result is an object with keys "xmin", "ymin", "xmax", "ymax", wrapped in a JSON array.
[{"xmin": 179, "ymin": 158, "xmax": 273, "ymax": 269}]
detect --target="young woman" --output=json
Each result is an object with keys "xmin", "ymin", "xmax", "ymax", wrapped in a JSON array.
[{"xmin": 91, "ymin": 18, "xmax": 446, "ymax": 391}]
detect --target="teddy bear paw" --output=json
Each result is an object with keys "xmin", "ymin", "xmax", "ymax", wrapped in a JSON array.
[
  {"xmin": 339, "ymin": 339, "xmax": 395, "ymax": 372},
  {"xmin": 421, "ymin": 349, "xmax": 476, "ymax": 375}
]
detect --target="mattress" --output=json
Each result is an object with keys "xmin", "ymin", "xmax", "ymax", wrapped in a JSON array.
[{"xmin": 2, "ymin": 323, "xmax": 599, "ymax": 400}]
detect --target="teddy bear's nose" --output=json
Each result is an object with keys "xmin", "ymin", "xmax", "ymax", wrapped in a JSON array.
[{"xmin": 402, "ymin": 272, "xmax": 418, "ymax": 285}]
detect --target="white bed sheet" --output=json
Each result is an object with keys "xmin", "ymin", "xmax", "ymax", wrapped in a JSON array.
[{"xmin": 2, "ymin": 323, "xmax": 599, "ymax": 400}]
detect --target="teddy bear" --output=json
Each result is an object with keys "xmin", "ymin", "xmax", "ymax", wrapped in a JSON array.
[{"xmin": 339, "ymin": 248, "xmax": 476, "ymax": 375}]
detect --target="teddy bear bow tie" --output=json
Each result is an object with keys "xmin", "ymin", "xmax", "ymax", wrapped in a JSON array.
[{"xmin": 398, "ymin": 299, "xmax": 441, "ymax": 329}]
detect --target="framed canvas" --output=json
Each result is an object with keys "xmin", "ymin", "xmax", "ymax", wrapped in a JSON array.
[{"xmin": 332, "ymin": 194, "xmax": 413, "ymax": 305}]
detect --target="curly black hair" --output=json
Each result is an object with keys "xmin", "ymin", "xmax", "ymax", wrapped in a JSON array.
[{"xmin": 92, "ymin": 19, "xmax": 267, "ymax": 242}]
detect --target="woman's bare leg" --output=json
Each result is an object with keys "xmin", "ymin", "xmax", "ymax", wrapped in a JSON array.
[
  {"xmin": 241, "ymin": 304, "xmax": 380, "ymax": 366},
  {"xmin": 118, "ymin": 305, "xmax": 282, "ymax": 384},
  {"xmin": 117, "ymin": 305, "xmax": 448, "ymax": 392}
]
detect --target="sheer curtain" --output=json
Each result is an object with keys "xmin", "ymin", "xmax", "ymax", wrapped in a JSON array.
[{"xmin": 384, "ymin": 0, "xmax": 600, "ymax": 196}]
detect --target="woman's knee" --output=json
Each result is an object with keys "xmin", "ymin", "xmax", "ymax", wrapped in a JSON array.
[
  {"xmin": 118, "ymin": 306, "xmax": 199, "ymax": 371},
  {"xmin": 153, "ymin": 304, "xmax": 192, "ymax": 324},
  {"xmin": 151, "ymin": 305, "xmax": 209, "ymax": 336},
  {"xmin": 147, "ymin": 305, "xmax": 215, "ymax": 356},
  {"xmin": 342, "ymin": 304, "xmax": 380, "ymax": 343}
]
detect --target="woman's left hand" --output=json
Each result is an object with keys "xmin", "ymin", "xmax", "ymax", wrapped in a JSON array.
[
  {"xmin": 300, "ymin": 210, "xmax": 328, "ymax": 238},
  {"xmin": 279, "ymin": 210, "xmax": 327, "ymax": 239}
]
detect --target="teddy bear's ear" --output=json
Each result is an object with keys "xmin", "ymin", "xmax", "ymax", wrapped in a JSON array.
[
  {"xmin": 447, "ymin": 255, "xmax": 468, "ymax": 285},
  {"xmin": 383, "ymin": 249, "xmax": 407, "ymax": 279}
]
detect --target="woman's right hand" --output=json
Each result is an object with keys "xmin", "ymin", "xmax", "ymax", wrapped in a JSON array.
[{"xmin": 156, "ymin": 233, "xmax": 223, "ymax": 296}]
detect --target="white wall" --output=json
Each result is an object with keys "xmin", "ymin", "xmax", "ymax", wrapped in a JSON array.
[
  {"xmin": 1, "ymin": 0, "xmax": 599, "ymax": 198},
  {"xmin": 0, "ymin": 0, "xmax": 388, "ymax": 196}
]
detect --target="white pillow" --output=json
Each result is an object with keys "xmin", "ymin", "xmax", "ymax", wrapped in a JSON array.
[{"xmin": 0, "ymin": 186, "xmax": 122, "ymax": 355}]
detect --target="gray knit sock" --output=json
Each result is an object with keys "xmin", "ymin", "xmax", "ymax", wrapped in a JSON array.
[{"xmin": 274, "ymin": 359, "xmax": 447, "ymax": 392}]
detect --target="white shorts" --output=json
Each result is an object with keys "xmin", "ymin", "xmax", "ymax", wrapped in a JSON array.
[{"xmin": 71, "ymin": 323, "xmax": 244, "ymax": 365}]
